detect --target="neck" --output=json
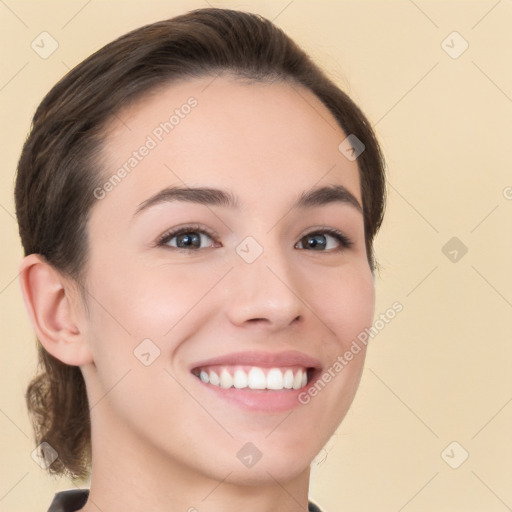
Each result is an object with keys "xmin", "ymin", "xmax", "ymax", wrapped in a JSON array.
[{"xmin": 78, "ymin": 398, "xmax": 312, "ymax": 512}]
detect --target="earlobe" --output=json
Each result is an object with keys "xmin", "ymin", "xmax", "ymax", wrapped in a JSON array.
[{"xmin": 18, "ymin": 254, "xmax": 93, "ymax": 366}]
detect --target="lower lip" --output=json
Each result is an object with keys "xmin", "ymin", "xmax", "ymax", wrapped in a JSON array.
[{"xmin": 192, "ymin": 371, "xmax": 319, "ymax": 413}]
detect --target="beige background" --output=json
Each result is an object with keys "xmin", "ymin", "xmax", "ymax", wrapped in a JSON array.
[{"xmin": 1, "ymin": 1, "xmax": 511, "ymax": 511}]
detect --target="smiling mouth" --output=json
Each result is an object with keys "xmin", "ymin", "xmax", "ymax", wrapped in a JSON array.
[{"xmin": 191, "ymin": 365, "xmax": 315, "ymax": 391}]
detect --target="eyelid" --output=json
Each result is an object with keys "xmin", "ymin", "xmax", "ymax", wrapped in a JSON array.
[
  {"xmin": 296, "ymin": 226, "xmax": 353, "ymax": 250},
  {"xmin": 155, "ymin": 223, "xmax": 219, "ymax": 248},
  {"xmin": 155, "ymin": 223, "xmax": 354, "ymax": 251}
]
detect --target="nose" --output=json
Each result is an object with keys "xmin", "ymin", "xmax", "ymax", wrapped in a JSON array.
[{"xmin": 225, "ymin": 242, "xmax": 305, "ymax": 331}]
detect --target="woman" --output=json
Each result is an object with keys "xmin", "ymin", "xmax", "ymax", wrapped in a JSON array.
[{"xmin": 15, "ymin": 7, "xmax": 385, "ymax": 512}]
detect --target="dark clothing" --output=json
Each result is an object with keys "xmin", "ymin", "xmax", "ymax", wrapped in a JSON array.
[
  {"xmin": 47, "ymin": 489, "xmax": 323, "ymax": 511},
  {"xmin": 47, "ymin": 490, "xmax": 88, "ymax": 512}
]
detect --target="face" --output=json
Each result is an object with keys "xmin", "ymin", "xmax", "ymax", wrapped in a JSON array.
[{"xmin": 80, "ymin": 75, "xmax": 375, "ymax": 484}]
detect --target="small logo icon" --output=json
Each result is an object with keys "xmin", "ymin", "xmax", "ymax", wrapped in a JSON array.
[
  {"xmin": 31, "ymin": 32, "xmax": 59, "ymax": 59},
  {"xmin": 442, "ymin": 237, "xmax": 468, "ymax": 263},
  {"xmin": 441, "ymin": 32, "xmax": 469, "ymax": 59},
  {"xmin": 236, "ymin": 236, "xmax": 263, "ymax": 263},
  {"xmin": 338, "ymin": 134, "xmax": 365, "ymax": 161},
  {"xmin": 441, "ymin": 441, "xmax": 469, "ymax": 469},
  {"xmin": 31, "ymin": 442, "xmax": 58, "ymax": 469},
  {"xmin": 236, "ymin": 442, "xmax": 263, "ymax": 468},
  {"xmin": 133, "ymin": 338, "xmax": 161, "ymax": 366}
]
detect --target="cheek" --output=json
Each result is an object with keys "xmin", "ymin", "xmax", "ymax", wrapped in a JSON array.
[
  {"xmin": 305, "ymin": 262, "xmax": 375, "ymax": 348},
  {"xmin": 82, "ymin": 259, "xmax": 230, "ymax": 400},
  {"xmin": 85, "ymin": 258, "xmax": 219, "ymax": 341}
]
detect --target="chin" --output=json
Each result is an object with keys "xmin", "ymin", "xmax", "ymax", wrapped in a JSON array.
[
  {"xmin": 226, "ymin": 459, "xmax": 311, "ymax": 487},
  {"xmin": 236, "ymin": 442, "xmax": 315, "ymax": 484}
]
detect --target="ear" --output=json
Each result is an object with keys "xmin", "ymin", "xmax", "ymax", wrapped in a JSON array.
[{"xmin": 18, "ymin": 253, "xmax": 93, "ymax": 366}]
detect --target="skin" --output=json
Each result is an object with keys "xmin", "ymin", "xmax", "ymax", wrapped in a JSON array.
[{"xmin": 19, "ymin": 76, "xmax": 375, "ymax": 512}]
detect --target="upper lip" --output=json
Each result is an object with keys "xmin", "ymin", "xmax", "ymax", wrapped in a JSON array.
[{"xmin": 189, "ymin": 350, "xmax": 322, "ymax": 371}]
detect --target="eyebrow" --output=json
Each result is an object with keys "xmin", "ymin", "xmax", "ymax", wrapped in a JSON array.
[{"xmin": 133, "ymin": 183, "xmax": 363, "ymax": 217}]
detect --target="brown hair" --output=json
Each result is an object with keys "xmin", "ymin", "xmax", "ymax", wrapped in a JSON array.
[{"xmin": 15, "ymin": 7, "xmax": 386, "ymax": 480}]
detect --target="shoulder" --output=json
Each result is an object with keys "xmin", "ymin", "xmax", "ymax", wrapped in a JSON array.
[
  {"xmin": 308, "ymin": 500, "xmax": 324, "ymax": 512},
  {"xmin": 47, "ymin": 489, "xmax": 89, "ymax": 512},
  {"xmin": 47, "ymin": 490, "xmax": 321, "ymax": 512}
]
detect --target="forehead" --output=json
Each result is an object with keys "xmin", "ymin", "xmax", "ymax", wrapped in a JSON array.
[{"xmin": 94, "ymin": 76, "xmax": 362, "ymax": 224}]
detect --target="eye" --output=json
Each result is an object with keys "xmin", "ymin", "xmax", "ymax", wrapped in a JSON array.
[
  {"xmin": 295, "ymin": 228, "xmax": 353, "ymax": 251},
  {"xmin": 156, "ymin": 225, "xmax": 353, "ymax": 253},
  {"xmin": 157, "ymin": 224, "xmax": 219, "ymax": 251}
]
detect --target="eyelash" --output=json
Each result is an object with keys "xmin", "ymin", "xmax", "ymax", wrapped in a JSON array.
[{"xmin": 156, "ymin": 223, "xmax": 354, "ymax": 253}]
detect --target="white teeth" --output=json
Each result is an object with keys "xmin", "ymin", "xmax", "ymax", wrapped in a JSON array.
[
  {"xmin": 233, "ymin": 369, "xmax": 248, "ymax": 389},
  {"xmin": 266, "ymin": 368, "xmax": 284, "ymax": 390},
  {"xmin": 292, "ymin": 369, "xmax": 303, "ymax": 390},
  {"xmin": 283, "ymin": 369, "xmax": 294, "ymax": 389},
  {"xmin": 209, "ymin": 371, "xmax": 220, "ymax": 386},
  {"xmin": 195, "ymin": 366, "xmax": 310, "ymax": 391},
  {"xmin": 248, "ymin": 367, "xmax": 266, "ymax": 389},
  {"xmin": 220, "ymin": 368, "xmax": 233, "ymax": 389}
]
